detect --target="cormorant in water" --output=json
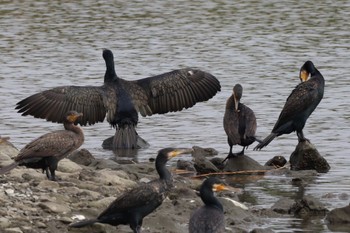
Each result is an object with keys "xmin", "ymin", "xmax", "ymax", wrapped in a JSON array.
[
  {"xmin": 254, "ymin": 61, "xmax": 324, "ymax": 150},
  {"xmin": 223, "ymin": 84, "xmax": 260, "ymax": 161},
  {"xmin": 0, "ymin": 111, "xmax": 84, "ymax": 181},
  {"xmin": 189, "ymin": 177, "xmax": 229, "ymax": 233},
  {"xmin": 15, "ymin": 49, "xmax": 221, "ymax": 149},
  {"xmin": 69, "ymin": 147, "xmax": 192, "ymax": 233}
]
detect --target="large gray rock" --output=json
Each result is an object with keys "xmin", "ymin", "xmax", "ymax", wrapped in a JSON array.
[
  {"xmin": 68, "ymin": 148, "xmax": 95, "ymax": 166},
  {"xmin": 326, "ymin": 203, "xmax": 350, "ymax": 224},
  {"xmin": 289, "ymin": 141, "xmax": 330, "ymax": 173},
  {"xmin": 289, "ymin": 195, "xmax": 329, "ymax": 218},
  {"xmin": 224, "ymin": 155, "xmax": 265, "ymax": 172}
]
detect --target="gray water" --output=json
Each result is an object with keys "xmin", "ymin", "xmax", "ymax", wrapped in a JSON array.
[{"xmin": 1, "ymin": 0, "xmax": 349, "ymax": 232}]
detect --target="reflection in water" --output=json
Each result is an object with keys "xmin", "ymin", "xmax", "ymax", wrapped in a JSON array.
[{"xmin": 1, "ymin": 0, "xmax": 350, "ymax": 232}]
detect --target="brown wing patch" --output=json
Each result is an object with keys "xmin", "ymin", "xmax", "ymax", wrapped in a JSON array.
[
  {"xmin": 136, "ymin": 68, "xmax": 221, "ymax": 115},
  {"xmin": 16, "ymin": 86, "xmax": 107, "ymax": 126}
]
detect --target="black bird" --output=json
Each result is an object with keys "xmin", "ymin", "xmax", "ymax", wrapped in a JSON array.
[
  {"xmin": 254, "ymin": 61, "xmax": 325, "ymax": 150},
  {"xmin": 15, "ymin": 49, "xmax": 221, "ymax": 149},
  {"xmin": 223, "ymin": 84, "xmax": 259, "ymax": 161},
  {"xmin": 189, "ymin": 177, "xmax": 229, "ymax": 233},
  {"xmin": 69, "ymin": 147, "xmax": 192, "ymax": 233},
  {"xmin": 0, "ymin": 111, "xmax": 84, "ymax": 181}
]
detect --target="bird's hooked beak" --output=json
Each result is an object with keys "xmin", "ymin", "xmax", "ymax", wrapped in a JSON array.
[
  {"xmin": 212, "ymin": 183, "xmax": 231, "ymax": 192},
  {"xmin": 234, "ymin": 94, "xmax": 240, "ymax": 112},
  {"xmin": 68, "ymin": 112, "xmax": 83, "ymax": 122},
  {"xmin": 168, "ymin": 148, "xmax": 193, "ymax": 158},
  {"xmin": 300, "ymin": 70, "xmax": 310, "ymax": 82}
]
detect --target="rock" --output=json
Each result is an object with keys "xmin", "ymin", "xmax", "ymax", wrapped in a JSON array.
[
  {"xmin": 192, "ymin": 146, "xmax": 218, "ymax": 156},
  {"xmin": 38, "ymin": 201, "xmax": 71, "ymax": 214},
  {"xmin": 3, "ymin": 228, "xmax": 23, "ymax": 233},
  {"xmin": 0, "ymin": 137, "xmax": 18, "ymax": 160},
  {"xmin": 264, "ymin": 155, "xmax": 287, "ymax": 168},
  {"xmin": 90, "ymin": 169, "xmax": 136, "ymax": 189},
  {"xmin": 289, "ymin": 141, "xmax": 330, "ymax": 173},
  {"xmin": 68, "ymin": 148, "xmax": 95, "ymax": 166},
  {"xmin": 192, "ymin": 153, "xmax": 220, "ymax": 174},
  {"xmin": 224, "ymin": 155, "xmax": 265, "ymax": 172},
  {"xmin": 37, "ymin": 180, "xmax": 60, "ymax": 190},
  {"xmin": 176, "ymin": 159, "xmax": 196, "ymax": 172},
  {"xmin": 326, "ymin": 203, "xmax": 350, "ymax": 224},
  {"xmin": 0, "ymin": 217, "xmax": 11, "ymax": 228},
  {"xmin": 210, "ymin": 157, "xmax": 226, "ymax": 170},
  {"xmin": 289, "ymin": 195, "xmax": 329, "ymax": 218},
  {"xmin": 89, "ymin": 158, "xmax": 122, "ymax": 170},
  {"xmin": 57, "ymin": 158, "xmax": 83, "ymax": 173},
  {"xmin": 271, "ymin": 197, "xmax": 295, "ymax": 214}
]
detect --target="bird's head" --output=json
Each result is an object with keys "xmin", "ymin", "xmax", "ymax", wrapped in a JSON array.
[{"xmin": 65, "ymin": 111, "xmax": 83, "ymax": 123}]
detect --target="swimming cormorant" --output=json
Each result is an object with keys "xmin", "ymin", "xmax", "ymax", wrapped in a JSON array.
[
  {"xmin": 15, "ymin": 49, "xmax": 221, "ymax": 149},
  {"xmin": 0, "ymin": 111, "xmax": 84, "ymax": 181},
  {"xmin": 254, "ymin": 61, "xmax": 324, "ymax": 150},
  {"xmin": 189, "ymin": 177, "xmax": 229, "ymax": 233},
  {"xmin": 69, "ymin": 147, "xmax": 192, "ymax": 233},
  {"xmin": 223, "ymin": 84, "xmax": 259, "ymax": 160}
]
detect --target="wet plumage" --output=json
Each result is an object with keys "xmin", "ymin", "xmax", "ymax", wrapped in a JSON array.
[
  {"xmin": 189, "ymin": 177, "xmax": 229, "ymax": 233},
  {"xmin": 223, "ymin": 84, "xmax": 259, "ymax": 159},
  {"xmin": 0, "ymin": 111, "xmax": 84, "ymax": 181},
  {"xmin": 254, "ymin": 61, "xmax": 325, "ymax": 150},
  {"xmin": 69, "ymin": 148, "xmax": 192, "ymax": 233},
  {"xmin": 15, "ymin": 49, "xmax": 221, "ymax": 149}
]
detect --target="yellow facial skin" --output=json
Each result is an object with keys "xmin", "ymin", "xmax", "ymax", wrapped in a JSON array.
[
  {"xmin": 67, "ymin": 112, "xmax": 83, "ymax": 122},
  {"xmin": 212, "ymin": 184, "xmax": 230, "ymax": 192},
  {"xmin": 168, "ymin": 148, "xmax": 193, "ymax": 158},
  {"xmin": 300, "ymin": 70, "xmax": 309, "ymax": 82}
]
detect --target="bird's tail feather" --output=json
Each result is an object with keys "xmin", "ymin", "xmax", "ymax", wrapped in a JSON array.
[
  {"xmin": 113, "ymin": 125, "xmax": 138, "ymax": 149},
  {"xmin": 69, "ymin": 218, "xmax": 98, "ymax": 228},
  {"xmin": 254, "ymin": 133, "xmax": 277, "ymax": 150},
  {"xmin": 0, "ymin": 162, "xmax": 18, "ymax": 175}
]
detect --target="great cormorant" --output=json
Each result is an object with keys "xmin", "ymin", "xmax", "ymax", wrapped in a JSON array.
[
  {"xmin": 254, "ymin": 61, "xmax": 324, "ymax": 150},
  {"xmin": 15, "ymin": 49, "xmax": 221, "ymax": 149},
  {"xmin": 0, "ymin": 111, "xmax": 84, "ymax": 181},
  {"xmin": 223, "ymin": 84, "xmax": 260, "ymax": 160},
  {"xmin": 189, "ymin": 177, "xmax": 229, "ymax": 233},
  {"xmin": 69, "ymin": 147, "xmax": 192, "ymax": 233}
]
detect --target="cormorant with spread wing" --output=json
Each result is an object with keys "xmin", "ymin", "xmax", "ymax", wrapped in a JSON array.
[
  {"xmin": 16, "ymin": 49, "xmax": 221, "ymax": 149},
  {"xmin": 254, "ymin": 61, "xmax": 324, "ymax": 150}
]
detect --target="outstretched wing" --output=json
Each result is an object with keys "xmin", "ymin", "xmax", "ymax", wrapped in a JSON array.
[
  {"xmin": 134, "ymin": 68, "xmax": 221, "ymax": 116},
  {"xmin": 16, "ymin": 86, "xmax": 107, "ymax": 126}
]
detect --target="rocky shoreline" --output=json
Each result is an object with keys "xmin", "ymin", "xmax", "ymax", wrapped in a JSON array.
[{"xmin": 0, "ymin": 138, "xmax": 349, "ymax": 233}]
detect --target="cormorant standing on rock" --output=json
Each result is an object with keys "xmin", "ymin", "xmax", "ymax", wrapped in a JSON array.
[
  {"xmin": 189, "ymin": 177, "xmax": 229, "ymax": 233},
  {"xmin": 0, "ymin": 111, "xmax": 84, "ymax": 181},
  {"xmin": 16, "ymin": 49, "xmax": 221, "ymax": 149},
  {"xmin": 69, "ymin": 147, "xmax": 192, "ymax": 233},
  {"xmin": 223, "ymin": 84, "xmax": 260, "ymax": 161},
  {"xmin": 254, "ymin": 61, "xmax": 324, "ymax": 150}
]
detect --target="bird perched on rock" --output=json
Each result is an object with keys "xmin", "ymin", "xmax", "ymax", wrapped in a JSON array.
[
  {"xmin": 189, "ymin": 177, "xmax": 230, "ymax": 233},
  {"xmin": 254, "ymin": 61, "xmax": 325, "ymax": 150},
  {"xmin": 0, "ymin": 111, "xmax": 84, "ymax": 181},
  {"xmin": 223, "ymin": 84, "xmax": 260, "ymax": 161},
  {"xmin": 16, "ymin": 49, "xmax": 221, "ymax": 149},
  {"xmin": 69, "ymin": 147, "xmax": 192, "ymax": 233}
]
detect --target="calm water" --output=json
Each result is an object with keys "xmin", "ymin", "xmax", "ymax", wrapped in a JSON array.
[{"xmin": 1, "ymin": 0, "xmax": 349, "ymax": 232}]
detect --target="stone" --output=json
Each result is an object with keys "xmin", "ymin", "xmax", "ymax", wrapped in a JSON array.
[
  {"xmin": 289, "ymin": 141, "xmax": 330, "ymax": 173},
  {"xmin": 38, "ymin": 201, "xmax": 71, "ymax": 214},
  {"xmin": 264, "ymin": 155, "xmax": 287, "ymax": 168},
  {"xmin": 0, "ymin": 217, "xmax": 11, "ymax": 228},
  {"xmin": 176, "ymin": 159, "xmax": 196, "ymax": 172},
  {"xmin": 326, "ymin": 203, "xmax": 350, "ymax": 224},
  {"xmin": 57, "ymin": 158, "xmax": 83, "ymax": 173},
  {"xmin": 192, "ymin": 146, "xmax": 218, "ymax": 157},
  {"xmin": 271, "ymin": 197, "xmax": 295, "ymax": 214},
  {"xmin": 192, "ymin": 153, "xmax": 220, "ymax": 174},
  {"xmin": 289, "ymin": 195, "xmax": 329, "ymax": 218},
  {"xmin": 3, "ymin": 228, "xmax": 23, "ymax": 233},
  {"xmin": 0, "ymin": 137, "xmax": 18, "ymax": 160},
  {"xmin": 68, "ymin": 148, "xmax": 95, "ymax": 166},
  {"xmin": 224, "ymin": 155, "xmax": 265, "ymax": 172}
]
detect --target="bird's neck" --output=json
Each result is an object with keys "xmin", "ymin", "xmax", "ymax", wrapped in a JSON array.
[
  {"xmin": 64, "ymin": 122, "xmax": 84, "ymax": 140},
  {"xmin": 201, "ymin": 189, "xmax": 224, "ymax": 211},
  {"xmin": 156, "ymin": 160, "xmax": 172, "ymax": 181},
  {"xmin": 104, "ymin": 61, "xmax": 118, "ymax": 82}
]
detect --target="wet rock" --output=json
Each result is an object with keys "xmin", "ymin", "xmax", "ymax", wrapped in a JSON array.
[
  {"xmin": 210, "ymin": 157, "xmax": 226, "ymax": 170},
  {"xmin": 250, "ymin": 228, "xmax": 274, "ymax": 233},
  {"xmin": 192, "ymin": 146, "xmax": 218, "ymax": 157},
  {"xmin": 264, "ymin": 155, "xmax": 287, "ymax": 168},
  {"xmin": 57, "ymin": 158, "xmax": 83, "ymax": 173},
  {"xmin": 271, "ymin": 197, "xmax": 295, "ymax": 214},
  {"xmin": 176, "ymin": 159, "xmax": 196, "ymax": 172},
  {"xmin": 326, "ymin": 203, "xmax": 350, "ymax": 224},
  {"xmin": 289, "ymin": 141, "xmax": 330, "ymax": 173},
  {"xmin": 224, "ymin": 155, "xmax": 265, "ymax": 172},
  {"xmin": 68, "ymin": 148, "xmax": 95, "ymax": 166},
  {"xmin": 289, "ymin": 195, "xmax": 329, "ymax": 218},
  {"xmin": 192, "ymin": 153, "xmax": 220, "ymax": 174}
]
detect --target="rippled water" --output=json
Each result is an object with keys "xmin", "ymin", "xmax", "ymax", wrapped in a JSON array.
[{"xmin": 1, "ymin": 1, "xmax": 350, "ymax": 232}]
